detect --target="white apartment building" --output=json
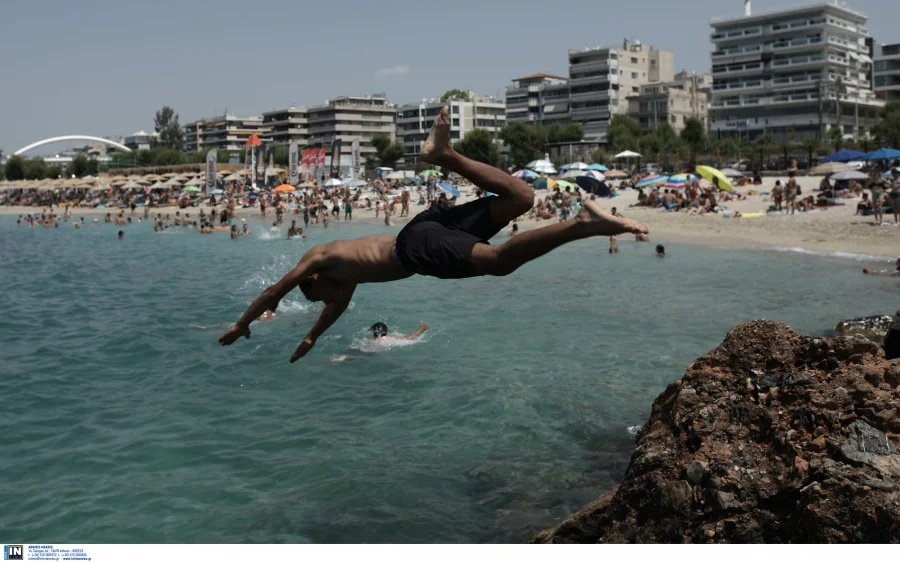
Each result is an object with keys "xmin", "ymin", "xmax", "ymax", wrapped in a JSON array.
[
  {"xmin": 504, "ymin": 74, "xmax": 571, "ymax": 127},
  {"xmin": 874, "ymin": 43, "xmax": 900, "ymax": 101},
  {"xmin": 261, "ymin": 106, "xmax": 309, "ymax": 146},
  {"xmin": 397, "ymin": 94, "xmax": 506, "ymax": 165},
  {"xmin": 123, "ymin": 130, "xmax": 160, "ymax": 151},
  {"xmin": 305, "ymin": 94, "xmax": 396, "ymax": 162},
  {"xmin": 182, "ymin": 114, "xmax": 266, "ymax": 152},
  {"xmin": 567, "ymin": 39, "xmax": 675, "ymax": 142},
  {"xmin": 628, "ymin": 73, "xmax": 711, "ymax": 134},
  {"xmin": 709, "ymin": 2, "xmax": 883, "ymax": 142}
]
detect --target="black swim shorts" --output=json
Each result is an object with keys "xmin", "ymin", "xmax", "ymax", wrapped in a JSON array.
[{"xmin": 394, "ymin": 197, "xmax": 505, "ymax": 279}]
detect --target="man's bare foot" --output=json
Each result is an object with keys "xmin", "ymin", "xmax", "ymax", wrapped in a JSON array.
[
  {"xmin": 419, "ymin": 106, "xmax": 452, "ymax": 164},
  {"xmin": 578, "ymin": 201, "xmax": 649, "ymax": 236}
]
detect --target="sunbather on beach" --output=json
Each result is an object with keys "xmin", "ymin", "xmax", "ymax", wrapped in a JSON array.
[{"xmin": 219, "ymin": 106, "xmax": 648, "ymax": 361}]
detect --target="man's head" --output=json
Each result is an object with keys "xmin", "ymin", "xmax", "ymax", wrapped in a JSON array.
[
  {"xmin": 371, "ymin": 322, "xmax": 388, "ymax": 338},
  {"xmin": 656, "ymin": 244, "xmax": 665, "ymax": 256}
]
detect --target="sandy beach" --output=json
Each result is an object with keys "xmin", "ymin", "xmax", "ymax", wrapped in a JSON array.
[{"xmin": 4, "ymin": 174, "xmax": 898, "ymax": 260}]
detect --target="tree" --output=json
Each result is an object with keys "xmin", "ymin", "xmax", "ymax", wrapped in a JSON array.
[
  {"xmin": 0, "ymin": 150, "xmax": 4, "ymax": 180},
  {"xmin": 4, "ymin": 155, "xmax": 25, "ymax": 180},
  {"xmin": 440, "ymin": 89, "xmax": 470, "ymax": 102},
  {"xmin": 873, "ymin": 101, "xmax": 900, "ymax": 148},
  {"xmin": 23, "ymin": 157, "xmax": 49, "ymax": 180},
  {"xmin": 547, "ymin": 123, "xmax": 584, "ymax": 144},
  {"xmin": 499, "ymin": 122, "xmax": 546, "ymax": 168},
  {"xmin": 154, "ymin": 106, "xmax": 184, "ymax": 150},
  {"xmin": 366, "ymin": 133, "xmax": 404, "ymax": 169},
  {"xmin": 755, "ymin": 134, "xmax": 774, "ymax": 171},
  {"xmin": 68, "ymin": 154, "xmax": 90, "ymax": 177},
  {"xmin": 826, "ymin": 126, "xmax": 844, "ymax": 152},
  {"xmin": 711, "ymin": 137, "xmax": 736, "ymax": 168},
  {"xmin": 680, "ymin": 118, "xmax": 707, "ymax": 166},
  {"xmin": 799, "ymin": 138, "xmax": 821, "ymax": 169},
  {"xmin": 454, "ymin": 129, "xmax": 500, "ymax": 166},
  {"xmin": 45, "ymin": 165, "xmax": 62, "ymax": 180},
  {"xmin": 271, "ymin": 145, "xmax": 289, "ymax": 166},
  {"xmin": 606, "ymin": 115, "xmax": 642, "ymax": 154}
]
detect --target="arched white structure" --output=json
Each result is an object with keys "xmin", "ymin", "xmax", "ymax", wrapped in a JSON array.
[{"xmin": 14, "ymin": 135, "xmax": 132, "ymax": 156}]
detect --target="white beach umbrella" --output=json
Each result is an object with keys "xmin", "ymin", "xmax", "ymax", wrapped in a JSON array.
[{"xmin": 614, "ymin": 150, "xmax": 642, "ymax": 159}]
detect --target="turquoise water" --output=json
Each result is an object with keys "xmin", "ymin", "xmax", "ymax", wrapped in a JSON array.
[{"xmin": 1, "ymin": 214, "xmax": 897, "ymax": 543}]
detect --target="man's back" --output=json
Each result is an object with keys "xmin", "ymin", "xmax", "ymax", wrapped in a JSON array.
[{"xmin": 316, "ymin": 235, "xmax": 413, "ymax": 284}]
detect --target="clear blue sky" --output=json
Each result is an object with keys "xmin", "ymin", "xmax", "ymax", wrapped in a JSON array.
[{"xmin": 2, "ymin": 0, "xmax": 898, "ymax": 155}]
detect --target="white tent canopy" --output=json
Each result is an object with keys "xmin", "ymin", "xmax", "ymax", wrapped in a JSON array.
[{"xmin": 614, "ymin": 150, "xmax": 642, "ymax": 159}]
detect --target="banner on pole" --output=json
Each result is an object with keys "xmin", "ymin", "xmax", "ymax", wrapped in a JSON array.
[
  {"xmin": 205, "ymin": 149, "xmax": 217, "ymax": 192},
  {"xmin": 351, "ymin": 139, "xmax": 360, "ymax": 179},
  {"xmin": 289, "ymin": 142, "xmax": 300, "ymax": 185},
  {"xmin": 329, "ymin": 139, "xmax": 342, "ymax": 179}
]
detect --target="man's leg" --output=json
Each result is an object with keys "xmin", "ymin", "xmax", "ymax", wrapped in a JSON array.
[
  {"xmin": 421, "ymin": 107, "xmax": 533, "ymax": 224},
  {"xmin": 469, "ymin": 201, "xmax": 649, "ymax": 276}
]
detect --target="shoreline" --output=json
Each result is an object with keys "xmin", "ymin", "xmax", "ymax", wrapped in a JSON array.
[{"xmin": 3, "ymin": 175, "xmax": 898, "ymax": 260}]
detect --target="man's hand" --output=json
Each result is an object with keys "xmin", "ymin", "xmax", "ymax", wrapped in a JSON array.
[
  {"xmin": 219, "ymin": 324, "xmax": 250, "ymax": 346},
  {"xmin": 290, "ymin": 338, "xmax": 316, "ymax": 363}
]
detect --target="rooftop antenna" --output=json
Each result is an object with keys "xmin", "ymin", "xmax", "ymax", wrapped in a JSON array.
[{"xmin": 745, "ymin": 0, "xmax": 751, "ymax": 16}]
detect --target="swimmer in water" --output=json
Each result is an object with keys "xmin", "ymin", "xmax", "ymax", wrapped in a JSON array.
[
  {"xmin": 370, "ymin": 321, "xmax": 429, "ymax": 342},
  {"xmin": 863, "ymin": 258, "xmax": 900, "ymax": 276}
]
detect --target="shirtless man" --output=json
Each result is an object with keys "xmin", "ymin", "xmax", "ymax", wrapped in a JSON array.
[
  {"xmin": 863, "ymin": 258, "xmax": 900, "ymax": 277},
  {"xmin": 220, "ymin": 107, "xmax": 648, "ymax": 362}
]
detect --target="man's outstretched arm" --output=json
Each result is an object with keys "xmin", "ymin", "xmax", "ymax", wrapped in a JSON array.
[
  {"xmin": 219, "ymin": 250, "xmax": 324, "ymax": 345},
  {"xmin": 290, "ymin": 283, "xmax": 356, "ymax": 362}
]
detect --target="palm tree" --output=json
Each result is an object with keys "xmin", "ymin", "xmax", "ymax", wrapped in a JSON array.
[
  {"xmin": 799, "ymin": 138, "xmax": 821, "ymax": 170},
  {"xmin": 755, "ymin": 134, "xmax": 774, "ymax": 172}
]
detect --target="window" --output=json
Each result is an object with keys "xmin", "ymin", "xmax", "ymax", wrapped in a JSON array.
[
  {"xmin": 452, "ymin": 119, "xmax": 460, "ymax": 126},
  {"xmin": 451, "ymin": 106, "xmax": 459, "ymax": 114},
  {"xmin": 632, "ymin": 72, "xmax": 639, "ymax": 79},
  {"xmin": 631, "ymin": 57, "xmax": 638, "ymax": 64}
]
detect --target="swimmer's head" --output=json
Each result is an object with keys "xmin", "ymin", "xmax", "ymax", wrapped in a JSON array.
[
  {"xmin": 656, "ymin": 244, "xmax": 665, "ymax": 256},
  {"xmin": 370, "ymin": 322, "xmax": 388, "ymax": 339}
]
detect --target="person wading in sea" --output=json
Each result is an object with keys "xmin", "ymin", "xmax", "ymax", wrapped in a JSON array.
[{"xmin": 220, "ymin": 107, "xmax": 649, "ymax": 362}]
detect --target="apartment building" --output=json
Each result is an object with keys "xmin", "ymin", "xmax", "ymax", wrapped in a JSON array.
[
  {"xmin": 305, "ymin": 94, "xmax": 396, "ymax": 162},
  {"xmin": 261, "ymin": 106, "xmax": 309, "ymax": 146},
  {"xmin": 504, "ymin": 73, "xmax": 571, "ymax": 127},
  {"xmin": 628, "ymin": 72, "xmax": 711, "ymax": 133},
  {"xmin": 874, "ymin": 43, "xmax": 900, "ymax": 101},
  {"xmin": 709, "ymin": 2, "xmax": 883, "ymax": 142},
  {"xmin": 397, "ymin": 94, "xmax": 506, "ymax": 164},
  {"xmin": 567, "ymin": 39, "xmax": 675, "ymax": 142},
  {"xmin": 182, "ymin": 114, "xmax": 266, "ymax": 152}
]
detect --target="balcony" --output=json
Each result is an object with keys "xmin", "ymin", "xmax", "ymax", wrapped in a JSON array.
[
  {"xmin": 712, "ymin": 45, "xmax": 762, "ymax": 62},
  {"xmin": 711, "ymin": 26, "xmax": 762, "ymax": 44},
  {"xmin": 771, "ymin": 36, "xmax": 824, "ymax": 53}
]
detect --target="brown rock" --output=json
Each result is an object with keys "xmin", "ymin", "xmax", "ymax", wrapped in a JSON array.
[{"xmin": 534, "ymin": 321, "xmax": 900, "ymax": 544}]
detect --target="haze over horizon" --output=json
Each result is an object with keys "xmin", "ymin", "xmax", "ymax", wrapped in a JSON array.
[{"xmin": 2, "ymin": 0, "xmax": 897, "ymax": 155}]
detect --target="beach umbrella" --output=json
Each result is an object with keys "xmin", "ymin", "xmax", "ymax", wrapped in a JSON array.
[
  {"xmin": 556, "ymin": 180, "xmax": 577, "ymax": 190},
  {"xmin": 245, "ymin": 133, "xmax": 262, "ymax": 147},
  {"xmin": 323, "ymin": 178, "xmax": 343, "ymax": 187},
  {"xmin": 384, "ymin": 171, "xmax": 405, "ymax": 180},
  {"xmin": 588, "ymin": 164, "xmax": 608, "ymax": 172},
  {"xmin": 665, "ymin": 173, "xmax": 697, "ymax": 188},
  {"xmin": 695, "ymin": 166, "xmax": 734, "ymax": 192},
  {"xmin": 274, "ymin": 184, "xmax": 296, "ymax": 193},
  {"xmin": 121, "ymin": 180, "xmax": 143, "ymax": 190},
  {"xmin": 575, "ymin": 176, "xmax": 612, "ymax": 197},
  {"xmin": 810, "ymin": 163, "xmax": 852, "ymax": 176},
  {"xmin": 419, "ymin": 169, "xmax": 444, "ymax": 179},
  {"xmin": 863, "ymin": 148, "xmax": 900, "ymax": 161},
  {"xmin": 560, "ymin": 170, "xmax": 586, "ymax": 180},
  {"xmin": 527, "ymin": 160, "xmax": 557, "ymax": 175},
  {"xmin": 829, "ymin": 170, "xmax": 870, "ymax": 181},
  {"xmin": 182, "ymin": 185, "xmax": 201, "ymax": 193},
  {"xmin": 583, "ymin": 170, "xmax": 606, "ymax": 182},
  {"xmin": 224, "ymin": 173, "xmax": 243, "ymax": 182},
  {"xmin": 533, "ymin": 177, "xmax": 557, "ymax": 190},
  {"xmin": 614, "ymin": 150, "xmax": 642, "ymax": 159},
  {"xmin": 560, "ymin": 162, "xmax": 589, "ymax": 171},
  {"xmin": 821, "ymin": 149, "xmax": 866, "ymax": 163},
  {"xmin": 208, "ymin": 188, "xmax": 225, "ymax": 196},
  {"xmin": 435, "ymin": 181, "xmax": 460, "ymax": 198},
  {"xmin": 635, "ymin": 174, "xmax": 668, "ymax": 189},
  {"xmin": 513, "ymin": 169, "xmax": 538, "ymax": 180},
  {"xmin": 605, "ymin": 169, "xmax": 628, "ymax": 179}
]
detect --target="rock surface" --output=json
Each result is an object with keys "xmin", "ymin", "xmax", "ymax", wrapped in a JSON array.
[{"xmin": 534, "ymin": 321, "xmax": 900, "ymax": 543}]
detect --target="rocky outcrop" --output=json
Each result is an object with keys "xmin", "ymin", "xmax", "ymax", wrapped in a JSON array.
[
  {"xmin": 534, "ymin": 321, "xmax": 900, "ymax": 543},
  {"xmin": 885, "ymin": 312, "xmax": 900, "ymax": 361}
]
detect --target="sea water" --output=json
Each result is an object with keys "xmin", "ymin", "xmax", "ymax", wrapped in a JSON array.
[{"xmin": 1, "ymin": 214, "xmax": 897, "ymax": 543}]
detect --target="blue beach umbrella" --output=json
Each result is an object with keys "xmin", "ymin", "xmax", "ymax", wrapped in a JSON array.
[
  {"xmin": 436, "ymin": 181, "xmax": 460, "ymax": 198},
  {"xmin": 821, "ymin": 149, "xmax": 866, "ymax": 163},
  {"xmin": 513, "ymin": 169, "xmax": 538, "ymax": 180},
  {"xmin": 588, "ymin": 164, "xmax": 609, "ymax": 172},
  {"xmin": 575, "ymin": 176, "xmax": 612, "ymax": 197},
  {"xmin": 863, "ymin": 148, "xmax": 900, "ymax": 162}
]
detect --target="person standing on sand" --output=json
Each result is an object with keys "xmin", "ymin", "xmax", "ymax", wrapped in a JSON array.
[
  {"xmin": 785, "ymin": 179, "xmax": 798, "ymax": 215},
  {"xmin": 889, "ymin": 174, "xmax": 900, "ymax": 224},
  {"xmin": 870, "ymin": 177, "xmax": 885, "ymax": 225},
  {"xmin": 220, "ymin": 106, "xmax": 648, "ymax": 361}
]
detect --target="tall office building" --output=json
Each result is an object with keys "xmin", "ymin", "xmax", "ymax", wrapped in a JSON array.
[
  {"xmin": 567, "ymin": 39, "xmax": 675, "ymax": 142},
  {"xmin": 874, "ymin": 43, "xmax": 900, "ymax": 101},
  {"xmin": 709, "ymin": 2, "xmax": 883, "ymax": 142},
  {"xmin": 397, "ymin": 94, "xmax": 506, "ymax": 165}
]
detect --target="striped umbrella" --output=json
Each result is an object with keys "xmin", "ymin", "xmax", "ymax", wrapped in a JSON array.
[{"xmin": 635, "ymin": 174, "xmax": 668, "ymax": 189}]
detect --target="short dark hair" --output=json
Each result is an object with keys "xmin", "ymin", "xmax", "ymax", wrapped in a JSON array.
[
  {"xmin": 371, "ymin": 322, "xmax": 388, "ymax": 338},
  {"xmin": 298, "ymin": 278, "xmax": 320, "ymax": 302}
]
